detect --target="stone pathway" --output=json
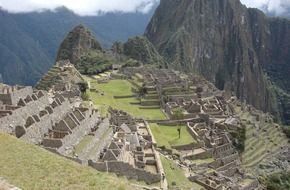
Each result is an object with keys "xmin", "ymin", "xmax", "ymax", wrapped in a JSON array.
[
  {"xmin": 78, "ymin": 118, "xmax": 111, "ymax": 161},
  {"xmin": 155, "ymin": 152, "xmax": 168, "ymax": 190}
]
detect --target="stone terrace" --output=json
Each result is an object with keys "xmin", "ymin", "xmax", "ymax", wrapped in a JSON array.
[{"xmin": 121, "ymin": 67, "xmax": 264, "ymax": 190}]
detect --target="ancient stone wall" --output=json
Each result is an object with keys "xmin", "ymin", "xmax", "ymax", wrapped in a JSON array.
[
  {"xmin": 43, "ymin": 139, "xmax": 63, "ymax": 148},
  {"xmin": 57, "ymin": 112, "xmax": 100, "ymax": 155},
  {"xmin": 0, "ymin": 93, "xmax": 50, "ymax": 134},
  {"xmin": 89, "ymin": 160, "xmax": 161, "ymax": 184},
  {"xmin": 20, "ymin": 99, "xmax": 71, "ymax": 144},
  {"xmin": 10, "ymin": 87, "xmax": 34, "ymax": 105},
  {"xmin": 172, "ymin": 142, "xmax": 203, "ymax": 151}
]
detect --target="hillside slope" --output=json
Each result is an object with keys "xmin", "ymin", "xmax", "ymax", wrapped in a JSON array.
[{"xmin": 0, "ymin": 133, "xmax": 140, "ymax": 190}]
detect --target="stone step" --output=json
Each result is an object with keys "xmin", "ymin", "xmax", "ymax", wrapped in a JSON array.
[
  {"xmin": 88, "ymin": 127, "xmax": 113, "ymax": 161},
  {"xmin": 78, "ymin": 119, "xmax": 110, "ymax": 160}
]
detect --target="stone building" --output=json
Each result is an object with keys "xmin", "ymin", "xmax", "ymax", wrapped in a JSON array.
[{"xmin": 89, "ymin": 110, "xmax": 162, "ymax": 184}]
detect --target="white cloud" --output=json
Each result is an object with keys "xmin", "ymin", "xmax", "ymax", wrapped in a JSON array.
[
  {"xmin": 241, "ymin": 0, "xmax": 290, "ymax": 15},
  {"xmin": 0, "ymin": 0, "xmax": 158, "ymax": 16},
  {"xmin": 1, "ymin": 0, "xmax": 289, "ymax": 16}
]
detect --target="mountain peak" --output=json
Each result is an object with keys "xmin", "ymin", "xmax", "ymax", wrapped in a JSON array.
[
  {"xmin": 145, "ymin": 0, "xmax": 290, "ymax": 124},
  {"xmin": 56, "ymin": 24, "xmax": 102, "ymax": 65}
]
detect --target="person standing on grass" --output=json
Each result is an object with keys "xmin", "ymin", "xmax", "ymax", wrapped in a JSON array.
[{"xmin": 177, "ymin": 128, "xmax": 181, "ymax": 139}]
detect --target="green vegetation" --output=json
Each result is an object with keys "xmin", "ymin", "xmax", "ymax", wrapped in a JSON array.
[
  {"xmin": 76, "ymin": 51, "xmax": 114, "ymax": 75},
  {"xmin": 56, "ymin": 25, "xmax": 102, "ymax": 65},
  {"xmin": 150, "ymin": 124, "xmax": 196, "ymax": 149},
  {"xmin": 172, "ymin": 107, "xmax": 185, "ymax": 120},
  {"xmin": 160, "ymin": 155, "xmax": 203, "ymax": 190},
  {"xmin": 74, "ymin": 135, "xmax": 94, "ymax": 155},
  {"xmin": 241, "ymin": 121, "xmax": 288, "ymax": 169},
  {"xmin": 261, "ymin": 171, "xmax": 290, "ymax": 190},
  {"xmin": 77, "ymin": 81, "xmax": 88, "ymax": 93},
  {"xmin": 35, "ymin": 66, "xmax": 63, "ymax": 90},
  {"xmin": 123, "ymin": 36, "xmax": 167, "ymax": 67},
  {"xmin": 192, "ymin": 158, "xmax": 215, "ymax": 165},
  {"xmin": 87, "ymin": 79, "xmax": 166, "ymax": 120},
  {"xmin": 229, "ymin": 125, "xmax": 246, "ymax": 153},
  {"xmin": 0, "ymin": 133, "xmax": 140, "ymax": 190},
  {"xmin": 88, "ymin": 128, "xmax": 113, "ymax": 158},
  {"xmin": 282, "ymin": 126, "xmax": 290, "ymax": 139}
]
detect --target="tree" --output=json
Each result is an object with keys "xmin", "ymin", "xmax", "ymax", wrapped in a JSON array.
[
  {"xmin": 77, "ymin": 81, "xmax": 88, "ymax": 93},
  {"xmin": 138, "ymin": 84, "xmax": 147, "ymax": 98},
  {"xmin": 173, "ymin": 107, "xmax": 184, "ymax": 139}
]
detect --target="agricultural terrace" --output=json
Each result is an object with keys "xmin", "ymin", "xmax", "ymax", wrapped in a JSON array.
[{"xmin": 85, "ymin": 77, "xmax": 166, "ymax": 120}]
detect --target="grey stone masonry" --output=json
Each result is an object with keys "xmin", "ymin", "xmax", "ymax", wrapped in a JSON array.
[
  {"xmin": 0, "ymin": 85, "xmax": 33, "ymax": 105},
  {"xmin": 0, "ymin": 91, "xmax": 50, "ymax": 134},
  {"xmin": 78, "ymin": 118, "xmax": 111, "ymax": 161},
  {"xmin": 21, "ymin": 99, "xmax": 72, "ymax": 144},
  {"xmin": 57, "ymin": 108, "xmax": 101, "ymax": 155}
]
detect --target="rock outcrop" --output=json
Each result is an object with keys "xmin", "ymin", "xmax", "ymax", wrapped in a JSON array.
[{"xmin": 145, "ymin": 0, "xmax": 290, "ymax": 124}]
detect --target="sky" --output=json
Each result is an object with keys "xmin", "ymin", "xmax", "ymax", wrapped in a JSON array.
[
  {"xmin": 0, "ymin": 0, "xmax": 289, "ymax": 16},
  {"xmin": 0, "ymin": 0, "xmax": 159, "ymax": 16},
  {"xmin": 241, "ymin": 0, "xmax": 290, "ymax": 15}
]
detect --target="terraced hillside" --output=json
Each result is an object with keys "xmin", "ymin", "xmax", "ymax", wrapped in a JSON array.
[
  {"xmin": 85, "ymin": 76, "xmax": 166, "ymax": 120},
  {"xmin": 35, "ymin": 64, "xmax": 83, "ymax": 90},
  {"xmin": 235, "ymin": 107, "xmax": 289, "ymax": 171},
  {"xmin": 0, "ymin": 133, "xmax": 141, "ymax": 190}
]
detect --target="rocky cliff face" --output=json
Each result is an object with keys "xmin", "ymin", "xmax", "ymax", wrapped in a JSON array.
[
  {"xmin": 56, "ymin": 24, "xmax": 102, "ymax": 65},
  {"xmin": 145, "ymin": 0, "xmax": 290, "ymax": 124}
]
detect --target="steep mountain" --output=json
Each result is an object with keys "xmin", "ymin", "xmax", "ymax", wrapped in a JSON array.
[
  {"xmin": 0, "ymin": 5, "xmax": 157, "ymax": 85},
  {"xmin": 55, "ymin": 25, "xmax": 163, "ymax": 75},
  {"xmin": 145, "ymin": 0, "xmax": 290, "ymax": 124},
  {"xmin": 56, "ymin": 24, "xmax": 102, "ymax": 64}
]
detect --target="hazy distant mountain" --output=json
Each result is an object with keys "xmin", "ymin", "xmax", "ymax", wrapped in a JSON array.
[{"xmin": 0, "ymin": 6, "xmax": 157, "ymax": 85}]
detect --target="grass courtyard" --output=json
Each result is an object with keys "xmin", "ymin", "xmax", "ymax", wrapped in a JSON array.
[
  {"xmin": 0, "ymin": 133, "xmax": 140, "ymax": 190},
  {"xmin": 86, "ymin": 79, "xmax": 166, "ymax": 120},
  {"xmin": 160, "ymin": 155, "xmax": 203, "ymax": 190},
  {"xmin": 150, "ymin": 124, "xmax": 197, "ymax": 149}
]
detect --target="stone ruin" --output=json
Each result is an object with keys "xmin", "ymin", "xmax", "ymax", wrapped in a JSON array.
[
  {"xmin": 0, "ymin": 83, "xmax": 108, "ymax": 160},
  {"xmin": 121, "ymin": 67, "xmax": 264, "ymax": 189},
  {"xmin": 35, "ymin": 60, "xmax": 83, "ymax": 98},
  {"xmin": 89, "ymin": 108, "xmax": 162, "ymax": 184},
  {"xmin": 0, "ymin": 65, "xmax": 288, "ymax": 189},
  {"xmin": 0, "ymin": 83, "xmax": 163, "ymax": 185}
]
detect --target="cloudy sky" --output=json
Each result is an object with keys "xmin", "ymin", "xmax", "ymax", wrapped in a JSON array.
[
  {"xmin": 0, "ymin": 0, "xmax": 289, "ymax": 16},
  {"xmin": 241, "ymin": 0, "xmax": 290, "ymax": 15},
  {"xmin": 0, "ymin": 0, "xmax": 159, "ymax": 15}
]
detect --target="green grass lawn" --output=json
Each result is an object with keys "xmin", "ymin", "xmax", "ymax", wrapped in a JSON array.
[
  {"xmin": 0, "ymin": 133, "xmax": 140, "ymax": 190},
  {"xmin": 88, "ymin": 128, "xmax": 113, "ymax": 158},
  {"xmin": 87, "ymin": 79, "xmax": 166, "ymax": 120},
  {"xmin": 150, "ymin": 124, "xmax": 197, "ymax": 149},
  {"xmin": 160, "ymin": 155, "xmax": 203, "ymax": 190},
  {"xmin": 74, "ymin": 135, "xmax": 94, "ymax": 155},
  {"xmin": 192, "ymin": 158, "xmax": 215, "ymax": 165}
]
